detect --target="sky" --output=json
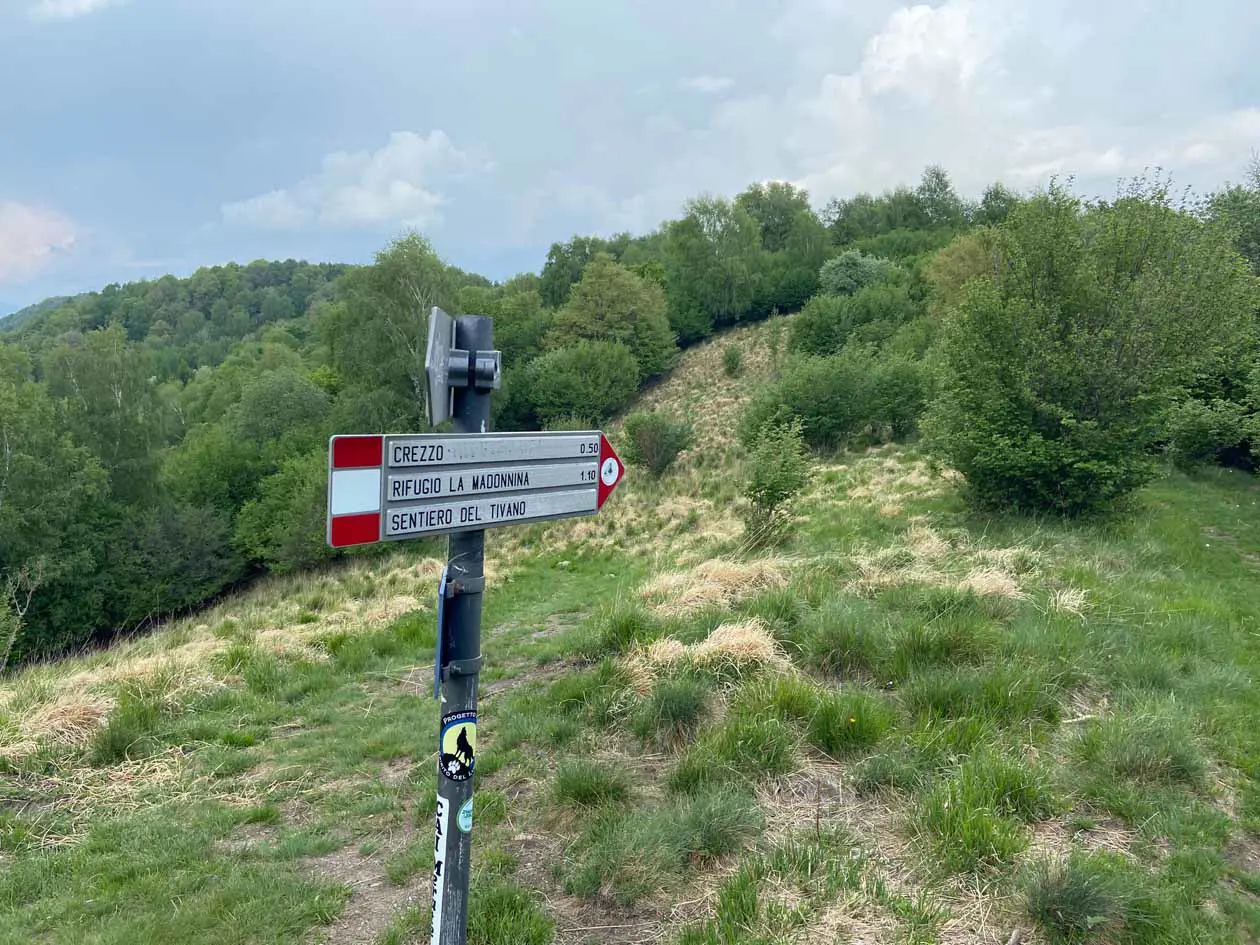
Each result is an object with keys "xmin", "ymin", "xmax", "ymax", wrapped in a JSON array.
[{"xmin": 1, "ymin": 0, "xmax": 1259, "ymax": 312}]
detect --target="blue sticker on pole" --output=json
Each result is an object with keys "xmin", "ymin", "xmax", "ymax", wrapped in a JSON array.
[
  {"xmin": 434, "ymin": 568, "xmax": 447, "ymax": 700},
  {"xmin": 457, "ymin": 797, "xmax": 473, "ymax": 833}
]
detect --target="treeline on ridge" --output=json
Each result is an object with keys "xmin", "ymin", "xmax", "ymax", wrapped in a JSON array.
[{"xmin": 2, "ymin": 164, "xmax": 1259, "ymax": 665}]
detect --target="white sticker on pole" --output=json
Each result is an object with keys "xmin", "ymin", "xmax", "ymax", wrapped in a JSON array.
[{"xmin": 430, "ymin": 794, "xmax": 449, "ymax": 945}]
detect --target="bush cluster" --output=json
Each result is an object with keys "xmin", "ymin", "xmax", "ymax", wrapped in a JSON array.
[{"xmin": 620, "ymin": 410, "xmax": 694, "ymax": 477}]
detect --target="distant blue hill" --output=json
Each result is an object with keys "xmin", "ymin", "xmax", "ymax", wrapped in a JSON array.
[{"xmin": 0, "ymin": 295, "xmax": 76, "ymax": 332}]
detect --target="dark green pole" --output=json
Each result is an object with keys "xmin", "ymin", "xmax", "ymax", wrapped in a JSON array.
[{"xmin": 430, "ymin": 315, "xmax": 493, "ymax": 945}]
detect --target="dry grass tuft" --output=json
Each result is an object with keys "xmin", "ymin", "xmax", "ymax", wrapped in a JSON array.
[
  {"xmin": 957, "ymin": 567, "xmax": 1028, "ymax": 600},
  {"xmin": 5, "ymin": 748, "xmax": 192, "ymax": 848},
  {"xmin": 8, "ymin": 693, "xmax": 115, "ymax": 755},
  {"xmin": 1049, "ymin": 586, "xmax": 1090, "ymax": 617},
  {"xmin": 362, "ymin": 594, "xmax": 422, "ymax": 624},
  {"xmin": 626, "ymin": 618, "xmax": 790, "ymax": 690},
  {"xmin": 905, "ymin": 524, "xmax": 951, "ymax": 560},
  {"xmin": 689, "ymin": 619, "xmax": 789, "ymax": 671},
  {"xmin": 1025, "ymin": 816, "xmax": 1137, "ymax": 862},
  {"xmin": 639, "ymin": 558, "xmax": 790, "ymax": 617},
  {"xmin": 792, "ymin": 901, "xmax": 899, "ymax": 945},
  {"xmin": 633, "ymin": 320, "xmax": 778, "ymax": 459}
]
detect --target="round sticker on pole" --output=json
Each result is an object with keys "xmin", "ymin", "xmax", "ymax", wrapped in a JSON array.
[{"xmin": 596, "ymin": 434, "xmax": 624, "ymax": 509}]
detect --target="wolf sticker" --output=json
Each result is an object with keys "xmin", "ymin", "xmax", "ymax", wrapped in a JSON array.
[{"xmin": 439, "ymin": 711, "xmax": 476, "ymax": 782}]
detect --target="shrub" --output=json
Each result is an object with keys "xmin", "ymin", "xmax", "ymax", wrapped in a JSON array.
[
  {"xmin": 819, "ymin": 250, "xmax": 900, "ymax": 296},
  {"xmin": 923, "ymin": 179, "xmax": 1258, "ymax": 515},
  {"xmin": 722, "ymin": 344, "xmax": 743, "ymax": 378},
  {"xmin": 742, "ymin": 356, "xmax": 869, "ymax": 449},
  {"xmin": 1162, "ymin": 397, "xmax": 1250, "ymax": 469},
  {"xmin": 545, "ymin": 255, "xmax": 678, "ymax": 379},
  {"xmin": 742, "ymin": 351, "xmax": 929, "ymax": 450},
  {"xmin": 867, "ymin": 357, "xmax": 929, "ymax": 441},
  {"xmin": 741, "ymin": 419, "xmax": 810, "ymax": 546},
  {"xmin": 789, "ymin": 284, "xmax": 921, "ymax": 357},
  {"xmin": 621, "ymin": 410, "xmax": 694, "ymax": 477},
  {"xmin": 525, "ymin": 340, "xmax": 641, "ymax": 426}
]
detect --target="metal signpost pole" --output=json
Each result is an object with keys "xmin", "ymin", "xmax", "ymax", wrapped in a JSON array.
[
  {"xmin": 430, "ymin": 315, "xmax": 493, "ymax": 945},
  {"xmin": 328, "ymin": 307, "xmax": 623, "ymax": 943}
]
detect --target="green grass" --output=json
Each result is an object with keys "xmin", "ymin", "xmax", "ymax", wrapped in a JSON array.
[
  {"xmin": 563, "ymin": 785, "xmax": 763, "ymax": 906},
  {"xmin": 1022, "ymin": 851, "xmax": 1156, "ymax": 943},
  {"xmin": 915, "ymin": 750, "xmax": 1056, "ymax": 876},
  {"xmin": 668, "ymin": 715, "xmax": 797, "ymax": 793},
  {"xmin": 553, "ymin": 758, "xmax": 632, "ymax": 808},
  {"xmin": 806, "ymin": 688, "xmax": 897, "ymax": 756},
  {"xmin": 902, "ymin": 664, "xmax": 1062, "ymax": 726},
  {"xmin": 1073, "ymin": 710, "xmax": 1207, "ymax": 787},
  {"xmin": 466, "ymin": 881, "xmax": 553, "ymax": 945},
  {"xmin": 6, "ymin": 411, "xmax": 1260, "ymax": 945},
  {"xmin": 631, "ymin": 677, "xmax": 709, "ymax": 743}
]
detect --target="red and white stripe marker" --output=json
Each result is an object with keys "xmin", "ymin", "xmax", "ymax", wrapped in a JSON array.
[{"xmin": 327, "ymin": 435, "xmax": 385, "ymax": 548}]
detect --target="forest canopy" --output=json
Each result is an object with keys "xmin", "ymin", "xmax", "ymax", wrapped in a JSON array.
[{"xmin": 2, "ymin": 163, "xmax": 1258, "ymax": 665}]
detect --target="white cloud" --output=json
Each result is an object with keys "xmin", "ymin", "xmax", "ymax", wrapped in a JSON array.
[
  {"xmin": 221, "ymin": 130, "xmax": 491, "ymax": 231},
  {"xmin": 537, "ymin": 0, "xmax": 1260, "ymax": 240},
  {"xmin": 0, "ymin": 202, "xmax": 76, "ymax": 284},
  {"xmin": 29, "ymin": 0, "xmax": 121, "ymax": 21},
  {"xmin": 679, "ymin": 75, "xmax": 735, "ymax": 94}
]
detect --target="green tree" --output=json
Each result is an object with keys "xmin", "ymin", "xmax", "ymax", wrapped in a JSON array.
[
  {"xmin": 525, "ymin": 341, "xmax": 640, "ymax": 425},
  {"xmin": 974, "ymin": 182, "xmax": 1021, "ymax": 226},
  {"xmin": 1208, "ymin": 155, "xmax": 1260, "ymax": 273},
  {"xmin": 663, "ymin": 196, "xmax": 763, "ymax": 342},
  {"xmin": 819, "ymin": 250, "xmax": 901, "ymax": 296},
  {"xmin": 43, "ymin": 323, "xmax": 164, "ymax": 504},
  {"xmin": 229, "ymin": 368, "xmax": 331, "ymax": 454},
  {"xmin": 736, "ymin": 181, "xmax": 813, "ymax": 253},
  {"xmin": 0, "ymin": 345, "xmax": 109, "ymax": 659},
  {"xmin": 924, "ymin": 180, "xmax": 1259, "ymax": 514},
  {"xmin": 915, "ymin": 165, "xmax": 967, "ymax": 229},
  {"xmin": 321, "ymin": 233, "xmax": 460, "ymax": 427},
  {"xmin": 234, "ymin": 450, "xmax": 336, "ymax": 573},
  {"xmin": 540, "ymin": 235, "xmax": 626, "ymax": 308},
  {"xmin": 546, "ymin": 256, "xmax": 677, "ymax": 378}
]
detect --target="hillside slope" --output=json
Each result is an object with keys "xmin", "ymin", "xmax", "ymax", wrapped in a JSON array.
[{"xmin": 3, "ymin": 319, "xmax": 1260, "ymax": 945}]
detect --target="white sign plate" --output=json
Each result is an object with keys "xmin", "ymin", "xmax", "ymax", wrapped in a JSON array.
[
  {"xmin": 386, "ymin": 489, "xmax": 598, "ymax": 539},
  {"xmin": 387, "ymin": 461, "xmax": 598, "ymax": 502},
  {"xmin": 387, "ymin": 433, "xmax": 601, "ymax": 468}
]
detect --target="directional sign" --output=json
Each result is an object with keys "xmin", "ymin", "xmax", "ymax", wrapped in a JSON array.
[{"xmin": 326, "ymin": 431, "xmax": 625, "ymax": 548}]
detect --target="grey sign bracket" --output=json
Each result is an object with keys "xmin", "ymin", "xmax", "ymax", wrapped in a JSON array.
[{"xmin": 425, "ymin": 307, "xmax": 501, "ymax": 427}]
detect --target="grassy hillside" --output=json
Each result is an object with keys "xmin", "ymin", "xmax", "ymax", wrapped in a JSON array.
[{"xmin": 3, "ymin": 320, "xmax": 1260, "ymax": 945}]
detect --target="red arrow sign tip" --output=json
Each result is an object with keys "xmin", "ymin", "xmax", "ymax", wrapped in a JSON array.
[{"xmin": 597, "ymin": 433, "xmax": 625, "ymax": 509}]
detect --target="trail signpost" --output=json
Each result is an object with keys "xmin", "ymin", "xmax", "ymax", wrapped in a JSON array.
[{"xmin": 325, "ymin": 309, "xmax": 625, "ymax": 945}]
